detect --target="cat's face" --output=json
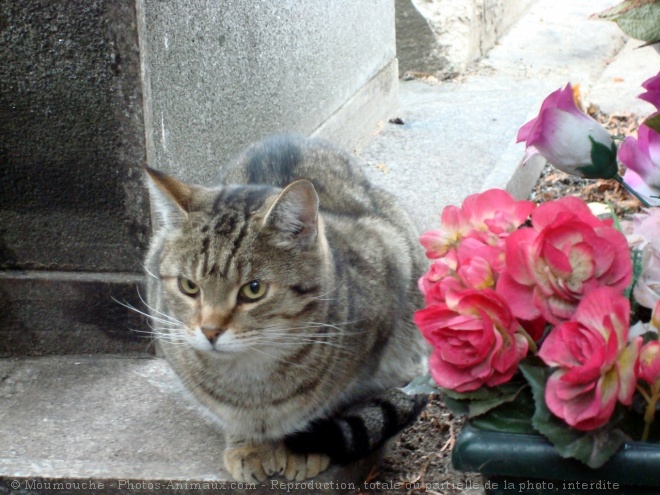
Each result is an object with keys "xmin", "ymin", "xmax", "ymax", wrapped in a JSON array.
[{"xmin": 145, "ymin": 168, "xmax": 329, "ymax": 357}]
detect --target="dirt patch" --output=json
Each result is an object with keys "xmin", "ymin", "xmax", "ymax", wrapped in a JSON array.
[
  {"xmin": 361, "ymin": 396, "xmax": 480, "ymax": 495},
  {"xmin": 362, "ymin": 108, "xmax": 643, "ymax": 495}
]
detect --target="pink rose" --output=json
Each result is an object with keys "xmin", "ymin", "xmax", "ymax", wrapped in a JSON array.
[
  {"xmin": 418, "ymin": 252, "xmax": 462, "ymax": 301},
  {"xmin": 517, "ymin": 83, "xmax": 617, "ymax": 179},
  {"xmin": 419, "ymin": 256, "xmax": 455, "ymax": 296},
  {"xmin": 539, "ymin": 287, "xmax": 641, "ymax": 431},
  {"xmin": 455, "ymin": 253, "xmax": 495, "ymax": 291},
  {"xmin": 497, "ymin": 196, "xmax": 631, "ymax": 324},
  {"xmin": 420, "ymin": 189, "xmax": 534, "ymax": 260},
  {"xmin": 461, "ymin": 189, "xmax": 536, "ymax": 247},
  {"xmin": 414, "ymin": 289, "xmax": 528, "ymax": 393},
  {"xmin": 420, "ymin": 205, "xmax": 471, "ymax": 259},
  {"xmin": 422, "ymin": 254, "xmax": 496, "ymax": 308}
]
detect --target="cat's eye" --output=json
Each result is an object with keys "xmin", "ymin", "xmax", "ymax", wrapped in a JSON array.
[
  {"xmin": 239, "ymin": 280, "xmax": 267, "ymax": 302},
  {"xmin": 178, "ymin": 278, "xmax": 200, "ymax": 297}
]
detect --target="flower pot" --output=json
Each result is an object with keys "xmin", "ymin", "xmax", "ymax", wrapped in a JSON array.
[{"xmin": 452, "ymin": 424, "xmax": 660, "ymax": 495}]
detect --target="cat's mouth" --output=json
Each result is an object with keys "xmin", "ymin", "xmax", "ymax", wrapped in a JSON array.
[
  {"xmin": 208, "ymin": 343, "xmax": 244, "ymax": 354},
  {"xmin": 191, "ymin": 327, "xmax": 246, "ymax": 354}
]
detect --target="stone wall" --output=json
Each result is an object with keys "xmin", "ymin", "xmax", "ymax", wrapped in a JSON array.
[
  {"xmin": 139, "ymin": 0, "xmax": 398, "ymax": 182},
  {"xmin": 396, "ymin": 0, "xmax": 537, "ymax": 76},
  {"xmin": 0, "ymin": 0, "xmax": 398, "ymax": 356}
]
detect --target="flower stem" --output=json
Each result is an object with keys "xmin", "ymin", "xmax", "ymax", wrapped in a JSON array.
[
  {"xmin": 517, "ymin": 326, "xmax": 538, "ymax": 354},
  {"xmin": 637, "ymin": 383, "xmax": 652, "ymax": 404},
  {"xmin": 613, "ymin": 173, "xmax": 651, "ymax": 208},
  {"xmin": 637, "ymin": 383, "xmax": 660, "ymax": 442}
]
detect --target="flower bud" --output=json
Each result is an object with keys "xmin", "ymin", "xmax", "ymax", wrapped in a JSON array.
[{"xmin": 518, "ymin": 84, "xmax": 617, "ymax": 179}]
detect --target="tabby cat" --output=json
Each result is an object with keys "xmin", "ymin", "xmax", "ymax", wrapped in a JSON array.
[{"xmin": 143, "ymin": 135, "xmax": 429, "ymax": 482}]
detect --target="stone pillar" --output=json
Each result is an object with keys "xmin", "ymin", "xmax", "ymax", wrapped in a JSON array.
[
  {"xmin": 0, "ymin": 1, "xmax": 149, "ymax": 355},
  {"xmin": 137, "ymin": 0, "xmax": 398, "ymax": 182}
]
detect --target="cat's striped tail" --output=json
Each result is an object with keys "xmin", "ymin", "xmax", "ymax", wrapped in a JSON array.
[{"xmin": 284, "ymin": 389, "xmax": 429, "ymax": 464}]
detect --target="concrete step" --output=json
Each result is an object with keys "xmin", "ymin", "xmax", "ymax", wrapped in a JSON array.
[
  {"xmin": 358, "ymin": 0, "xmax": 656, "ymax": 234},
  {"xmin": 0, "ymin": 355, "xmax": 378, "ymax": 494}
]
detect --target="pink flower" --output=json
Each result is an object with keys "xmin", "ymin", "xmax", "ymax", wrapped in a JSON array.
[
  {"xmin": 414, "ymin": 289, "xmax": 528, "ymax": 393},
  {"xmin": 639, "ymin": 340, "xmax": 660, "ymax": 389},
  {"xmin": 636, "ymin": 245, "xmax": 660, "ymax": 310},
  {"xmin": 517, "ymin": 84, "xmax": 617, "ymax": 179},
  {"xmin": 620, "ymin": 125, "xmax": 660, "ymax": 207},
  {"xmin": 420, "ymin": 189, "xmax": 534, "ymax": 261},
  {"xmin": 539, "ymin": 287, "xmax": 641, "ymax": 431},
  {"xmin": 639, "ymin": 71, "xmax": 660, "ymax": 111},
  {"xmin": 419, "ymin": 240, "xmax": 500, "ymax": 309},
  {"xmin": 623, "ymin": 209, "xmax": 660, "ymax": 309},
  {"xmin": 653, "ymin": 299, "xmax": 660, "ymax": 331},
  {"xmin": 461, "ymin": 189, "xmax": 535, "ymax": 246},
  {"xmin": 628, "ymin": 208, "xmax": 660, "ymax": 249},
  {"xmin": 455, "ymin": 253, "xmax": 495, "ymax": 291},
  {"xmin": 497, "ymin": 196, "xmax": 631, "ymax": 324},
  {"xmin": 419, "ymin": 255, "xmax": 456, "ymax": 296},
  {"xmin": 420, "ymin": 206, "xmax": 471, "ymax": 259}
]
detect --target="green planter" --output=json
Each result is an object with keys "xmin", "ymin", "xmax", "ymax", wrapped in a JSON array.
[{"xmin": 452, "ymin": 425, "xmax": 660, "ymax": 495}]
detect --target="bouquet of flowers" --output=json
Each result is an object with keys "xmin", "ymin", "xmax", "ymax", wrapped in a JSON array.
[{"xmin": 410, "ymin": 71, "xmax": 660, "ymax": 468}]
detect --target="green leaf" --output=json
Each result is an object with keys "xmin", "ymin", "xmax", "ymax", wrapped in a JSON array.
[
  {"xmin": 442, "ymin": 383, "xmax": 507, "ymax": 401},
  {"xmin": 613, "ymin": 3, "xmax": 660, "ymax": 42},
  {"xmin": 593, "ymin": 1, "xmax": 660, "ymax": 42},
  {"xmin": 440, "ymin": 381, "xmax": 527, "ymax": 418},
  {"xmin": 441, "ymin": 393, "xmax": 470, "ymax": 416},
  {"xmin": 519, "ymin": 357, "xmax": 629, "ymax": 468},
  {"xmin": 471, "ymin": 387, "xmax": 537, "ymax": 434},
  {"xmin": 400, "ymin": 374, "xmax": 438, "ymax": 395},
  {"xmin": 468, "ymin": 383, "xmax": 527, "ymax": 417},
  {"xmin": 579, "ymin": 137, "xmax": 618, "ymax": 179},
  {"xmin": 644, "ymin": 114, "xmax": 660, "ymax": 135}
]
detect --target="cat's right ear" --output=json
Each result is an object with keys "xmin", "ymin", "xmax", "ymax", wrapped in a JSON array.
[{"xmin": 144, "ymin": 167, "xmax": 195, "ymax": 230}]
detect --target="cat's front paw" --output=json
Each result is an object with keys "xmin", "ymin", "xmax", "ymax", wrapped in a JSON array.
[
  {"xmin": 283, "ymin": 451, "xmax": 331, "ymax": 481},
  {"xmin": 223, "ymin": 442, "xmax": 287, "ymax": 482},
  {"xmin": 223, "ymin": 442, "xmax": 331, "ymax": 482}
]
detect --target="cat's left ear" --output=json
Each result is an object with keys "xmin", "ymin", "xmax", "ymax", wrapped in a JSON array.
[
  {"xmin": 262, "ymin": 179, "xmax": 319, "ymax": 249},
  {"xmin": 144, "ymin": 166, "xmax": 198, "ymax": 230}
]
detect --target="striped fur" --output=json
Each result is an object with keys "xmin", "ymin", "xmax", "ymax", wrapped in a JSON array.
[
  {"xmin": 285, "ymin": 389, "xmax": 429, "ymax": 464},
  {"xmin": 143, "ymin": 135, "xmax": 429, "ymax": 481}
]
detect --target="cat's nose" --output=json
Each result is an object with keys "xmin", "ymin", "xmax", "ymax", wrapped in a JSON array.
[{"xmin": 201, "ymin": 326, "xmax": 225, "ymax": 344}]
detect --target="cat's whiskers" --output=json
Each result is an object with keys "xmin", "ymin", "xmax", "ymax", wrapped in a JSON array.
[
  {"xmin": 259, "ymin": 318, "xmax": 363, "ymax": 333},
  {"xmin": 112, "ymin": 294, "xmax": 192, "ymax": 348},
  {"xmin": 240, "ymin": 323, "xmax": 356, "ymax": 354},
  {"xmin": 128, "ymin": 327, "xmax": 167, "ymax": 349},
  {"xmin": 288, "ymin": 320, "xmax": 366, "ymax": 336},
  {"xmin": 261, "ymin": 338, "xmax": 353, "ymax": 352},
  {"xmin": 246, "ymin": 346, "xmax": 315, "ymax": 369},
  {"xmin": 148, "ymin": 324, "xmax": 191, "ymax": 345},
  {"xmin": 139, "ymin": 261, "xmax": 160, "ymax": 280},
  {"xmin": 135, "ymin": 290, "xmax": 185, "ymax": 325},
  {"xmin": 309, "ymin": 282, "xmax": 345, "ymax": 302},
  {"xmin": 113, "ymin": 297, "xmax": 184, "ymax": 327},
  {"xmin": 247, "ymin": 331, "xmax": 350, "ymax": 346},
  {"xmin": 244, "ymin": 319, "xmax": 367, "ymax": 354}
]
